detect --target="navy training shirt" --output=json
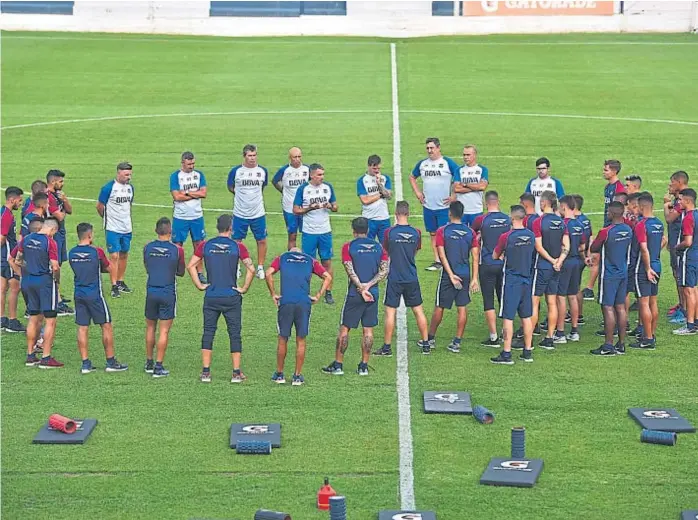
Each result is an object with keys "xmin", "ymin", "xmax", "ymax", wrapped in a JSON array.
[
  {"xmin": 494, "ymin": 228, "xmax": 536, "ymax": 280},
  {"xmin": 144, "ymin": 240, "xmax": 185, "ymax": 291},
  {"xmin": 69, "ymin": 245, "xmax": 110, "ymax": 299},
  {"xmin": 472, "ymin": 212, "xmax": 511, "ymax": 266},
  {"xmin": 435, "ymin": 222, "xmax": 475, "ymax": 278},
  {"xmin": 270, "ymin": 250, "xmax": 327, "ymax": 305},
  {"xmin": 341, "ymin": 237, "xmax": 387, "ymax": 298},
  {"xmin": 563, "ymin": 217, "xmax": 586, "ymax": 260},
  {"xmin": 591, "ymin": 223, "xmax": 633, "ymax": 279},
  {"xmin": 194, "ymin": 236, "xmax": 250, "ymax": 298},
  {"xmin": 13, "ymin": 233, "xmax": 58, "ymax": 278},
  {"xmin": 603, "ymin": 180, "xmax": 626, "ymax": 227},
  {"xmin": 532, "ymin": 213, "xmax": 565, "ymax": 270},
  {"xmin": 383, "ymin": 224, "xmax": 421, "ymax": 283},
  {"xmin": 633, "ymin": 217, "xmax": 664, "ymax": 274}
]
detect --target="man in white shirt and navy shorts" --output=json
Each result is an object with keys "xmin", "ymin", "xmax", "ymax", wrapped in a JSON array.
[
  {"xmin": 272, "ymin": 147, "xmax": 309, "ymax": 250},
  {"xmin": 453, "ymin": 144, "xmax": 489, "ymax": 227},
  {"xmin": 357, "ymin": 154, "xmax": 392, "ymax": 241}
]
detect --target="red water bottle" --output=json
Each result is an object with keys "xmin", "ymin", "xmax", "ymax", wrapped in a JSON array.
[{"xmin": 317, "ymin": 477, "xmax": 336, "ymax": 510}]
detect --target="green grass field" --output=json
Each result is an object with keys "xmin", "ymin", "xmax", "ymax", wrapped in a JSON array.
[{"xmin": 2, "ymin": 31, "xmax": 698, "ymax": 519}]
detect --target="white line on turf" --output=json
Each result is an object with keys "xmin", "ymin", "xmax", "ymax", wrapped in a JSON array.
[{"xmin": 391, "ymin": 41, "xmax": 416, "ymax": 512}]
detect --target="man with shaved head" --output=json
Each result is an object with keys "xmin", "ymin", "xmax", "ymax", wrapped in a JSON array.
[{"xmin": 273, "ymin": 147, "xmax": 309, "ymax": 250}]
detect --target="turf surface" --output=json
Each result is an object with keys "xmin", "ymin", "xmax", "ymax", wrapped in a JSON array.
[{"xmin": 1, "ymin": 31, "xmax": 697, "ymax": 519}]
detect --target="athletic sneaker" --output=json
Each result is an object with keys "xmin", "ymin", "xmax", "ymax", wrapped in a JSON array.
[
  {"xmin": 197, "ymin": 272, "xmax": 207, "ymax": 285},
  {"xmin": 271, "ymin": 371, "xmax": 286, "ymax": 384},
  {"xmin": 57, "ymin": 302, "xmax": 75, "ymax": 316},
  {"xmin": 322, "ymin": 361, "xmax": 344, "ymax": 375},
  {"xmin": 669, "ymin": 309, "xmax": 686, "ymax": 324},
  {"xmin": 566, "ymin": 314, "xmax": 586, "ymax": 325},
  {"xmin": 373, "ymin": 345, "xmax": 393, "ymax": 356},
  {"xmin": 117, "ymin": 281, "xmax": 132, "ymax": 293},
  {"xmin": 480, "ymin": 337, "xmax": 500, "ymax": 348},
  {"xmin": 514, "ymin": 327, "xmax": 524, "ymax": 340},
  {"xmin": 417, "ymin": 340, "xmax": 431, "ymax": 354},
  {"xmin": 590, "ymin": 344, "xmax": 616, "ymax": 356},
  {"xmin": 629, "ymin": 325, "xmax": 643, "ymax": 337},
  {"xmin": 629, "ymin": 300, "xmax": 639, "ymax": 312},
  {"xmin": 0, "ymin": 316, "xmax": 8, "ymax": 330},
  {"xmin": 566, "ymin": 331, "xmax": 580, "ymax": 342},
  {"xmin": 230, "ymin": 370, "xmax": 247, "ymax": 383},
  {"xmin": 25, "ymin": 354, "xmax": 39, "ymax": 367},
  {"xmin": 630, "ymin": 338, "xmax": 656, "ymax": 350},
  {"xmin": 511, "ymin": 338, "xmax": 525, "ymax": 350},
  {"xmin": 38, "ymin": 357, "xmax": 64, "ymax": 369},
  {"xmin": 105, "ymin": 360, "xmax": 128, "ymax": 372},
  {"xmin": 539, "ymin": 319, "xmax": 548, "ymax": 332},
  {"xmin": 672, "ymin": 325, "xmax": 697, "ymax": 335},
  {"xmin": 256, "ymin": 266, "xmax": 265, "ymax": 280},
  {"xmin": 538, "ymin": 338, "xmax": 555, "ymax": 350},
  {"xmin": 291, "ymin": 374, "xmax": 304, "ymax": 386},
  {"xmin": 447, "ymin": 340, "xmax": 461, "ymax": 354},
  {"xmin": 425, "ymin": 261, "xmax": 442, "ymax": 272},
  {"xmin": 144, "ymin": 360, "xmax": 155, "ymax": 374},
  {"xmin": 324, "ymin": 291, "xmax": 335, "ymax": 305},
  {"xmin": 553, "ymin": 332, "xmax": 567, "ymax": 344},
  {"xmin": 667, "ymin": 304, "xmax": 680, "ymax": 317},
  {"xmin": 5, "ymin": 318, "xmax": 26, "ymax": 333},
  {"xmin": 60, "ymin": 294, "xmax": 71, "ymax": 303},
  {"xmin": 111, "ymin": 285, "xmax": 120, "ymax": 298},
  {"xmin": 615, "ymin": 342, "xmax": 626, "ymax": 355},
  {"xmin": 81, "ymin": 361, "xmax": 96, "ymax": 375},
  {"xmin": 490, "ymin": 352, "xmax": 515, "ymax": 365},
  {"xmin": 582, "ymin": 288, "xmax": 595, "ymax": 301},
  {"xmin": 532, "ymin": 325, "xmax": 541, "ymax": 336},
  {"xmin": 519, "ymin": 350, "xmax": 534, "ymax": 363},
  {"xmin": 153, "ymin": 366, "xmax": 170, "ymax": 378},
  {"xmin": 200, "ymin": 371, "xmax": 212, "ymax": 383},
  {"xmin": 596, "ymin": 328, "xmax": 619, "ymax": 337},
  {"xmin": 357, "ymin": 362, "xmax": 369, "ymax": 376}
]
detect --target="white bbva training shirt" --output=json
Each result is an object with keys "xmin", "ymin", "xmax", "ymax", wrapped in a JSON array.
[
  {"xmin": 98, "ymin": 180, "xmax": 134, "ymax": 234},
  {"xmin": 357, "ymin": 173, "xmax": 392, "ymax": 221},
  {"xmin": 170, "ymin": 169, "xmax": 207, "ymax": 220},
  {"xmin": 524, "ymin": 176, "xmax": 565, "ymax": 214},
  {"xmin": 227, "ymin": 164, "xmax": 269, "ymax": 219},
  {"xmin": 272, "ymin": 164, "xmax": 310, "ymax": 214},
  {"xmin": 456, "ymin": 163, "xmax": 489, "ymax": 215},
  {"xmin": 294, "ymin": 182, "xmax": 337, "ymax": 235},
  {"xmin": 411, "ymin": 156, "xmax": 460, "ymax": 210}
]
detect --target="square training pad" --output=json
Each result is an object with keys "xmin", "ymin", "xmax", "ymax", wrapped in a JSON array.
[
  {"xmin": 423, "ymin": 392, "xmax": 472, "ymax": 415},
  {"xmin": 681, "ymin": 512, "xmax": 698, "ymax": 520},
  {"xmin": 378, "ymin": 511, "xmax": 437, "ymax": 520},
  {"xmin": 480, "ymin": 458, "xmax": 544, "ymax": 488},
  {"xmin": 33, "ymin": 419, "xmax": 98, "ymax": 444},
  {"xmin": 628, "ymin": 408, "xmax": 696, "ymax": 433},
  {"xmin": 230, "ymin": 423, "xmax": 281, "ymax": 448}
]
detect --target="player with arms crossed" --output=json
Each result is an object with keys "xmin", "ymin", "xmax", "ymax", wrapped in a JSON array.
[
  {"xmin": 188, "ymin": 215, "xmax": 255, "ymax": 383},
  {"xmin": 1, "ymin": 187, "xmax": 25, "ymax": 333},
  {"xmin": 409, "ymin": 137, "xmax": 460, "ymax": 271},
  {"xmin": 427, "ymin": 201, "xmax": 480, "ymax": 353},
  {"xmin": 323, "ymin": 217, "xmax": 389, "ymax": 376},
  {"xmin": 272, "ymin": 147, "xmax": 309, "ymax": 250},
  {"xmin": 45, "ymin": 170, "xmax": 74, "ymax": 315},
  {"xmin": 524, "ymin": 157, "xmax": 564, "ymax": 215},
  {"xmin": 170, "ymin": 152, "xmax": 207, "ymax": 284},
  {"xmin": 357, "ymin": 155, "xmax": 392, "ymax": 241},
  {"xmin": 69, "ymin": 223, "xmax": 128, "ymax": 374},
  {"xmin": 228, "ymin": 144, "xmax": 269, "ymax": 280},
  {"xmin": 293, "ymin": 163, "xmax": 339, "ymax": 304},
  {"xmin": 673, "ymin": 188, "xmax": 698, "ymax": 336},
  {"xmin": 376, "ymin": 201, "xmax": 431, "ymax": 356},
  {"xmin": 266, "ymin": 246, "xmax": 332, "ymax": 386},
  {"xmin": 453, "ymin": 145, "xmax": 488, "ymax": 227},
  {"xmin": 143, "ymin": 217, "xmax": 186, "ymax": 377}
]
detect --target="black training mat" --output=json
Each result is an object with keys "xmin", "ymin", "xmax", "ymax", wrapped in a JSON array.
[
  {"xmin": 628, "ymin": 408, "xmax": 696, "ymax": 433},
  {"xmin": 33, "ymin": 419, "xmax": 98, "ymax": 444},
  {"xmin": 230, "ymin": 423, "xmax": 281, "ymax": 448},
  {"xmin": 681, "ymin": 511, "xmax": 698, "ymax": 520},
  {"xmin": 423, "ymin": 391, "xmax": 472, "ymax": 415},
  {"xmin": 378, "ymin": 511, "xmax": 437, "ymax": 520},
  {"xmin": 480, "ymin": 458, "xmax": 544, "ymax": 488}
]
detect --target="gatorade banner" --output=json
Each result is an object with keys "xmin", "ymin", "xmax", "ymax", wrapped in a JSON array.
[{"xmin": 463, "ymin": 1, "xmax": 615, "ymax": 16}]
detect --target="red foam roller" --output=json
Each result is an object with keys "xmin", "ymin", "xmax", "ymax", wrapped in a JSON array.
[{"xmin": 49, "ymin": 414, "xmax": 77, "ymax": 434}]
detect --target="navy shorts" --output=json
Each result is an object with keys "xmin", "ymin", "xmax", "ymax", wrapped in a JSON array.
[
  {"xmin": 172, "ymin": 217, "xmax": 206, "ymax": 244},
  {"xmin": 75, "ymin": 296, "xmax": 111, "ymax": 326},
  {"xmin": 367, "ymin": 219, "xmax": 390, "ymax": 242},
  {"xmin": 21, "ymin": 275, "xmax": 58, "ymax": 317},
  {"xmin": 677, "ymin": 253, "xmax": 698, "ymax": 288},
  {"xmin": 669, "ymin": 247, "xmax": 678, "ymax": 272},
  {"xmin": 423, "ymin": 207, "xmax": 449, "ymax": 234},
  {"xmin": 479, "ymin": 263, "xmax": 503, "ymax": 311},
  {"xmin": 436, "ymin": 273, "xmax": 471, "ymax": 309},
  {"xmin": 385, "ymin": 280, "xmax": 422, "ymax": 309},
  {"xmin": 634, "ymin": 270, "xmax": 660, "ymax": 298},
  {"xmin": 599, "ymin": 277, "xmax": 627, "ymax": 307},
  {"xmin": 145, "ymin": 289, "xmax": 177, "ymax": 321},
  {"xmin": 106, "ymin": 231, "xmax": 132, "ymax": 254},
  {"xmin": 1, "ymin": 263, "xmax": 19, "ymax": 281},
  {"xmin": 54, "ymin": 233, "xmax": 68, "ymax": 264},
  {"xmin": 558, "ymin": 259, "xmax": 582, "ymax": 296},
  {"xmin": 233, "ymin": 215, "xmax": 267, "ymax": 241},
  {"xmin": 499, "ymin": 278, "xmax": 533, "ymax": 321},
  {"xmin": 533, "ymin": 268, "xmax": 559, "ymax": 297},
  {"xmin": 302, "ymin": 232, "xmax": 333, "ymax": 261},
  {"xmin": 461, "ymin": 213, "xmax": 482, "ymax": 228},
  {"xmin": 340, "ymin": 293, "xmax": 378, "ymax": 329},
  {"xmin": 277, "ymin": 302, "xmax": 311, "ymax": 338},
  {"xmin": 283, "ymin": 211, "xmax": 302, "ymax": 235}
]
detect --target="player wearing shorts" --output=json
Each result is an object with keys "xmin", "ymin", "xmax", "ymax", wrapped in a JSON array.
[
  {"xmin": 524, "ymin": 157, "xmax": 565, "ymax": 215},
  {"xmin": 427, "ymin": 201, "xmax": 480, "ymax": 353},
  {"xmin": 228, "ymin": 144, "xmax": 269, "ymax": 280},
  {"xmin": 97, "ymin": 162, "xmax": 135, "ymax": 298},
  {"xmin": 376, "ymin": 201, "xmax": 430, "ymax": 356},
  {"xmin": 170, "ymin": 152, "xmax": 207, "ymax": 284},
  {"xmin": 69, "ymin": 223, "xmax": 127, "ymax": 374},
  {"xmin": 357, "ymin": 155, "xmax": 392, "ymax": 242},
  {"xmin": 188, "ymin": 215, "xmax": 256, "ymax": 383},
  {"xmin": 631, "ymin": 193, "xmax": 665, "ymax": 349},
  {"xmin": 272, "ymin": 147, "xmax": 309, "ymax": 250},
  {"xmin": 589, "ymin": 202, "xmax": 632, "ymax": 356},
  {"xmin": 323, "ymin": 217, "xmax": 388, "ymax": 376},
  {"xmin": 674, "ymin": 188, "xmax": 698, "ymax": 336},
  {"xmin": 572, "ymin": 194, "xmax": 592, "ymax": 326},
  {"xmin": 143, "ymin": 217, "xmax": 186, "ymax": 378},
  {"xmin": 266, "ymin": 248, "xmax": 332, "ymax": 386},
  {"xmin": 1, "ymin": 187, "xmax": 26, "ymax": 333},
  {"xmin": 454, "ymin": 145, "xmax": 488, "ymax": 228},
  {"xmin": 472, "ymin": 191, "xmax": 511, "ymax": 347},
  {"xmin": 293, "ymin": 163, "xmax": 338, "ymax": 305},
  {"xmin": 46, "ymin": 169, "xmax": 74, "ymax": 315},
  {"xmin": 664, "ymin": 170, "xmax": 690, "ymax": 323},
  {"xmin": 409, "ymin": 137, "xmax": 460, "ymax": 271},
  {"xmin": 490, "ymin": 205, "xmax": 536, "ymax": 365},
  {"xmin": 10, "ymin": 218, "xmax": 63, "ymax": 368}
]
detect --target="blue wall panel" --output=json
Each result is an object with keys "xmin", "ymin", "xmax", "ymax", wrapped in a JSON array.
[{"xmin": 1, "ymin": 1, "xmax": 74, "ymax": 15}]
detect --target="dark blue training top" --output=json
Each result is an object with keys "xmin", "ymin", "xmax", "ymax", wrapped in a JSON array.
[
  {"xmin": 144, "ymin": 240, "xmax": 185, "ymax": 291},
  {"xmin": 633, "ymin": 216, "xmax": 664, "ymax": 274},
  {"xmin": 14, "ymin": 233, "xmax": 57, "ymax": 278},
  {"xmin": 341, "ymin": 237, "xmax": 388, "ymax": 299},
  {"xmin": 194, "ymin": 236, "xmax": 249, "ymax": 298},
  {"xmin": 591, "ymin": 223, "xmax": 633, "ymax": 279},
  {"xmin": 435, "ymin": 222, "xmax": 475, "ymax": 279},
  {"xmin": 270, "ymin": 250, "xmax": 326, "ymax": 305},
  {"xmin": 603, "ymin": 180, "xmax": 625, "ymax": 227},
  {"xmin": 472, "ymin": 212, "xmax": 511, "ymax": 266},
  {"xmin": 532, "ymin": 213, "xmax": 565, "ymax": 270},
  {"xmin": 563, "ymin": 217, "xmax": 586, "ymax": 260},
  {"xmin": 69, "ymin": 245, "xmax": 110, "ymax": 299},
  {"xmin": 494, "ymin": 228, "xmax": 536, "ymax": 280},
  {"xmin": 383, "ymin": 224, "xmax": 421, "ymax": 283}
]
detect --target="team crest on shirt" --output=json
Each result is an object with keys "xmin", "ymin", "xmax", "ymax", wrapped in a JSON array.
[
  {"xmin": 323, "ymin": 188, "xmax": 328, "ymax": 194},
  {"xmin": 257, "ymin": 172, "xmax": 262, "ymax": 177},
  {"xmin": 439, "ymin": 163, "xmax": 444, "ymax": 168}
]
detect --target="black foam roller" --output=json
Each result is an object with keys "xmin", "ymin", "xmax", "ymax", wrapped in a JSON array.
[{"xmin": 254, "ymin": 509, "xmax": 291, "ymax": 520}]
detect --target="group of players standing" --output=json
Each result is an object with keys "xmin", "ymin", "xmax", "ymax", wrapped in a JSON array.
[{"xmin": 1, "ymin": 137, "xmax": 696, "ymax": 382}]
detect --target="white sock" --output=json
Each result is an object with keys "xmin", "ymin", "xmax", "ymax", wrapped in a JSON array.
[
  {"xmin": 257, "ymin": 264, "xmax": 263, "ymax": 270},
  {"xmin": 490, "ymin": 332, "xmax": 498, "ymax": 341}
]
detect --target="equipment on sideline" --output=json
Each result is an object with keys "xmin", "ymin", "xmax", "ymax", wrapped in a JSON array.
[
  {"xmin": 628, "ymin": 408, "xmax": 696, "ymax": 433},
  {"xmin": 329, "ymin": 495, "xmax": 347, "ymax": 520},
  {"xmin": 511, "ymin": 426, "xmax": 526, "ymax": 459},
  {"xmin": 33, "ymin": 418, "xmax": 98, "ymax": 444},
  {"xmin": 48, "ymin": 414, "xmax": 77, "ymax": 434},
  {"xmin": 473, "ymin": 405, "xmax": 495, "ymax": 424},
  {"xmin": 317, "ymin": 477, "xmax": 336, "ymax": 511},
  {"xmin": 378, "ymin": 511, "xmax": 437, "ymax": 520},
  {"xmin": 681, "ymin": 511, "xmax": 698, "ymax": 520},
  {"xmin": 641, "ymin": 429, "xmax": 677, "ymax": 446},
  {"xmin": 479, "ymin": 458, "xmax": 544, "ymax": 488},
  {"xmin": 423, "ymin": 391, "xmax": 473, "ymax": 414},
  {"xmin": 230, "ymin": 423, "xmax": 282, "ymax": 449},
  {"xmin": 254, "ymin": 510, "xmax": 291, "ymax": 520},
  {"xmin": 236, "ymin": 440, "xmax": 272, "ymax": 454}
]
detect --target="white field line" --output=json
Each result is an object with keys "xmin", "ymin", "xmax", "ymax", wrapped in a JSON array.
[{"xmin": 391, "ymin": 42, "xmax": 416, "ymax": 512}]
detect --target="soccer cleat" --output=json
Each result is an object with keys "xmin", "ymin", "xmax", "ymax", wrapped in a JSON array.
[
  {"xmin": 81, "ymin": 361, "xmax": 96, "ymax": 375},
  {"xmin": 324, "ymin": 291, "xmax": 335, "ymax": 305},
  {"xmin": 629, "ymin": 300, "xmax": 639, "ymax": 312},
  {"xmin": 291, "ymin": 374, "xmax": 304, "ymax": 386},
  {"xmin": 197, "ymin": 272, "xmax": 207, "ymax": 285},
  {"xmin": 105, "ymin": 360, "xmax": 128, "ymax": 372},
  {"xmin": 630, "ymin": 338, "xmax": 656, "ymax": 350},
  {"xmin": 417, "ymin": 340, "xmax": 431, "ymax": 354},
  {"xmin": 38, "ymin": 357, "xmax": 64, "ymax": 369},
  {"xmin": 57, "ymin": 302, "xmax": 75, "ymax": 316},
  {"xmin": 117, "ymin": 281, "xmax": 132, "ymax": 293},
  {"xmin": 480, "ymin": 337, "xmax": 500, "ymax": 348},
  {"xmin": 111, "ymin": 285, "xmax": 120, "ymax": 298},
  {"xmin": 553, "ymin": 332, "xmax": 567, "ymax": 344},
  {"xmin": 321, "ymin": 361, "xmax": 344, "ymax": 375},
  {"xmin": 357, "ymin": 362, "xmax": 369, "ymax": 376},
  {"xmin": 231, "ymin": 370, "xmax": 247, "ymax": 383},
  {"xmin": 1, "ymin": 316, "xmax": 8, "ymax": 330},
  {"xmin": 673, "ymin": 325, "xmax": 697, "ymax": 335},
  {"xmin": 669, "ymin": 309, "xmax": 686, "ymax": 324},
  {"xmin": 425, "ymin": 261, "xmax": 442, "ymax": 271},
  {"xmin": 615, "ymin": 342, "xmax": 626, "ymax": 355},
  {"xmin": 566, "ymin": 331, "xmax": 580, "ymax": 342},
  {"xmin": 144, "ymin": 360, "xmax": 155, "ymax": 374},
  {"xmin": 532, "ymin": 325, "xmax": 541, "ymax": 336},
  {"xmin": 373, "ymin": 345, "xmax": 393, "ymax": 357},
  {"xmin": 447, "ymin": 340, "xmax": 461, "ymax": 354},
  {"xmin": 200, "ymin": 371, "xmax": 212, "ymax": 383},
  {"xmin": 25, "ymin": 354, "xmax": 40, "ymax": 367},
  {"xmin": 490, "ymin": 352, "xmax": 515, "ymax": 365},
  {"xmin": 538, "ymin": 338, "xmax": 555, "ymax": 350},
  {"xmin": 519, "ymin": 350, "xmax": 534, "ymax": 363},
  {"xmin": 271, "ymin": 371, "xmax": 286, "ymax": 384},
  {"xmin": 582, "ymin": 288, "xmax": 595, "ymax": 301},
  {"xmin": 256, "ymin": 266, "xmax": 265, "ymax": 280},
  {"xmin": 5, "ymin": 318, "xmax": 26, "ymax": 333},
  {"xmin": 153, "ymin": 366, "xmax": 170, "ymax": 378},
  {"xmin": 590, "ymin": 344, "xmax": 616, "ymax": 356}
]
